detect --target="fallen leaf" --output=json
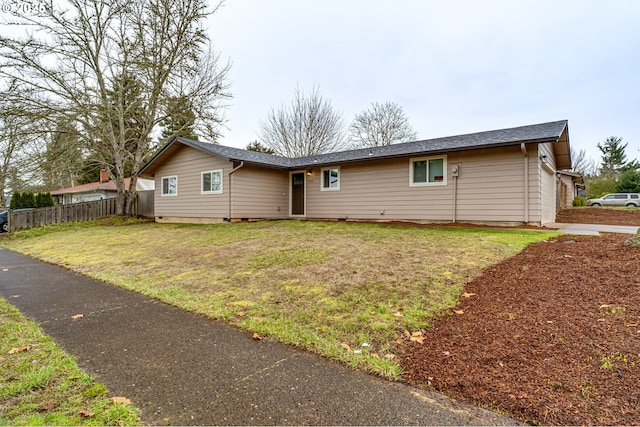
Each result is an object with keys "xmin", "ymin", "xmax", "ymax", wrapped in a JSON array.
[
  {"xmin": 110, "ymin": 397, "xmax": 131, "ymax": 405},
  {"xmin": 71, "ymin": 314, "xmax": 84, "ymax": 320},
  {"xmin": 410, "ymin": 332, "xmax": 424, "ymax": 344},
  {"xmin": 39, "ymin": 400, "xmax": 58, "ymax": 411},
  {"xmin": 384, "ymin": 353, "xmax": 396, "ymax": 360},
  {"xmin": 252, "ymin": 332, "xmax": 262, "ymax": 340},
  {"xmin": 361, "ymin": 342, "xmax": 370, "ymax": 347},
  {"xmin": 453, "ymin": 309, "xmax": 464, "ymax": 315},
  {"xmin": 370, "ymin": 311, "xmax": 376, "ymax": 315},
  {"xmin": 403, "ymin": 329, "xmax": 411, "ymax": 337},
  {"xmin": 8, "ymin": 345, "xmax": 32, "ymax": 354},
  {"xmin": 341, "ymin": 343, "xmax": 351, "ymax": 352},
  {"xmin": 371, "ymin": 353, "xmax": 380, "ymax": 359},
  {"xmin": 461, "ymin": 292, "xmax": 476, "ymax": 298},
  {"xmin": 77, "ymin": 410, "xmax": 95, "ymax": 418},
  {"xmin": 394, "ymin": 311, "xmax": 403, "ymax": 317},
  {"xmin": 10, "ymin": 294, "xmax": 20, "ymax": 298},
  {"xmin": 0, "ymin": 357, "xmax": 6, "ymax": 362},
  {"xmin": 236, "ymin": 311, "xmax": 245, "ymax": 317}
]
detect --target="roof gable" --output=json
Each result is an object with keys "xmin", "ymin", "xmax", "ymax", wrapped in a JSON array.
[{"xmin": 140, "ymin": 120, "xmax": 571, "ymax": 174}]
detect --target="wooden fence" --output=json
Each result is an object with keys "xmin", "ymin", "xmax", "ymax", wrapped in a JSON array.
[{"xmin": 7, "ymin": 191, "xmax": 155, "ymax": 232}]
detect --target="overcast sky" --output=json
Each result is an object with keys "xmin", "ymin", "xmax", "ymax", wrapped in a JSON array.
[{"xmin": 206, "ymin": 0, "xmax": 640, "ymax": 165}]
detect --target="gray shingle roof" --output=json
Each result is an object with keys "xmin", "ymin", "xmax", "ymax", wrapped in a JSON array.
[{"xmin": 142, "ymin": 120, "xmax": 568, "ymax": 173}]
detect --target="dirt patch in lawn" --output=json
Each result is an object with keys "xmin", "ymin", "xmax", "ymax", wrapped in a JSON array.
[
  {"xmin": 399, "ymin": 233, "xmax": 640, "ymax": 425},
  {"xmin": 556, "ymin": 207, "xmax": 640, "ymax": 225}
]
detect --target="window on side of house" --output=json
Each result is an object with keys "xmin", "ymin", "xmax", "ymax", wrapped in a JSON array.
[
  {"xmin": 161, "ymin": 175, "xmax": 177, "ymax": 196},
  {"xmin": 410, "ymin": 156, "xmax": 447, "ymax": 186},
  {"xmin": 321, "ymin": 167, "xmax": 340, "ymax": 191},
  {"xmin": 202, "ymin": 170, "xmax": 223, "ymax": 194}
]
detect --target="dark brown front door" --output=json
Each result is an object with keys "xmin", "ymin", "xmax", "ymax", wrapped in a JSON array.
[{"xmin": 291, "ymin": 172, "xmax": 305, "ymax": 216}]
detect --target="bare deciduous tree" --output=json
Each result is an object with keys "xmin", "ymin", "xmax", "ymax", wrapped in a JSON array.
[
  {"xmin": 0, "ymin": 0, "xmax": 231, "ymax": 214},
  {"xmin": 570, "ymin": 148, "xmax": 597, "ymax": 176},
  {"xmin": 0, "ymin": 93, "xmax": 44, "ymax": 208},
  {"xmin": 258, "ymin": 85, "xmax": 348, "ymax": 158},
  {"xmin": 349, "ymin": 101, "xmax": 417, "ymax": 148}
]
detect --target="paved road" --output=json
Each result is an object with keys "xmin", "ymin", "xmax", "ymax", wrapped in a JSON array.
[{"xmin": 0, "ymin": 248, "xmax": 518, "ymax": 426}]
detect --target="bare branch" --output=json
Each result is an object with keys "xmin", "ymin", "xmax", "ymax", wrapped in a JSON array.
[
  {"xmin": 259, "ymin": 85, "xmax": 347, "ymax": 157},
  {"xmin": 349, "ymin": 101, "xmax": 417, "ymax": 148}
]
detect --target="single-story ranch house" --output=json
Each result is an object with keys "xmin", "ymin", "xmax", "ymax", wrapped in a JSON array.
[{"xmin": 139, "ymin": 120, "xmax": 573, "ymax": 226}]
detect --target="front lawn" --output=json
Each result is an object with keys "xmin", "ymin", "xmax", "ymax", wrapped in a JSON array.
[{"xmin": 1, "ymin": 220, "xmax": 556, "ymax": 376}]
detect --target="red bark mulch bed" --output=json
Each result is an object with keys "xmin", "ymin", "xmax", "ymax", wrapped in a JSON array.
[
  {"xmin": 399, "ymin": 209, "xmax": 640, "ymax": 425},
  {"xmin": 556, "ymin": 206, "xmax": 640, "ymax": 226}
]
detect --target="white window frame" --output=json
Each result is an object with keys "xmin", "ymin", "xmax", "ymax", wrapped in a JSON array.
[
  {"xmin": 201, "ymin": 170, "xmax": 223, "ymax": 194},
  {"xmin": 161, "ymin": 175, "xmax": 178, "ymax": 196},
  {"xmin": 409, "ymin": 155, "xmax": 447, "ymax": 186},
  {"xmin": 321, "ymin": 167, "xmax": 340, "ymax": 191}
]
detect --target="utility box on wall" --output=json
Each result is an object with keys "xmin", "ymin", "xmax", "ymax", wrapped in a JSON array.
[{"xmin": 451, "ymin": 164, "xmax": 460, "ymax": 177}]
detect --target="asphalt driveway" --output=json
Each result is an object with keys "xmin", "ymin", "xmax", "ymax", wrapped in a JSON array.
[{"xmin": 0, "ymin": 247, "xmax": 517, "ymax": 426}]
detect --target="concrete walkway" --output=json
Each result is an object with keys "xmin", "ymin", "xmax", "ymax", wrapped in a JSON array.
[
  {"xmin": 545, "ymin": 222, "xmax": 640, "ymax": 236},
  {"xmin": 0, "ymin": 248, "xmax": 518, "ymax": 426}
]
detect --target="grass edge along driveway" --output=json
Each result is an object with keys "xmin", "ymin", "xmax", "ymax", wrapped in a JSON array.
[{"xmin": 1, "ymin": 219, "xmax": 558, "ymax": 378}]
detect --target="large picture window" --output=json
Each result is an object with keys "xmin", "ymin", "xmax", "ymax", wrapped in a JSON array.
[
  {"xmin": 321, "ymin": 167, "xmax": 340, "ymax": 191},
  {"xmin": 161, "ymin": 176, "xmax": 177, "ymax": 196},
  {"xmin": 202, "ymin": 170, "xmax": 223, "ymax": 194},
  {"xmin": 410, "ymin": 156, "xmax": 447, "ymax": 186}
]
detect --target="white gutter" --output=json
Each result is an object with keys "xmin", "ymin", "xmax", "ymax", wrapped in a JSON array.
[
  {"xmin": 227, "ymin": 161, "xmax": 244, "ymax": 221},
  {"xmin": 521, "ymin": 143, "xmax": 529, "ymax": 224}
]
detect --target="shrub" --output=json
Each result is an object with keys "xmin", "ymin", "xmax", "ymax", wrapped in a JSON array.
[{"xmin": 572, "ymin": 196, "xmax": 586, "ymax": 207}]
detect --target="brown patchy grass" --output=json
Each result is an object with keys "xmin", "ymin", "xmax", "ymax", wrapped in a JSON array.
[{"xmin": 1, "ymin": 220, "xmax": 556, "ymax": 377}]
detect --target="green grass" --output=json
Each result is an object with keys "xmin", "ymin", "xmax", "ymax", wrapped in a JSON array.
[
  {"xmin": 1, "ymin": 219, "xmax": 558, "ymax": 377},
  {"xmin": 0, "ymin": 297, "xmax": 140, "ymax": 426}
]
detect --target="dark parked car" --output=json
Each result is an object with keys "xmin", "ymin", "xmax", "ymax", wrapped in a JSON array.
[{"xmin": 0, "ymin": 211, "xmax": 7, "ymax": 233}]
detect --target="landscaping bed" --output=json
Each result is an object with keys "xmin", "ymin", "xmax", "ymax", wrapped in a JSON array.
[
  {"xmin": 556, "ymin": 206, "xmax": 640, "ymax": 225},
  {"xmin": 399, "ymin": 228, "xmax": 640, "ymax": 425}
]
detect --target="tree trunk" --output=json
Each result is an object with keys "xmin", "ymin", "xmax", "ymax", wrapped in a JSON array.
[{"xmin": 125, "ymin": 175, "xmax": 138, "ymax": 216}]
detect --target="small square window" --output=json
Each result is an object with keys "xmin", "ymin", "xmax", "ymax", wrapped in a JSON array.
[
  {"xmin": 202, "ymin": 170, "xmax": 223, "ymax": 194},
  {"xmin": 321, "ymin": 167, "xmax": 340, "ymax": 191},
  {"xmin": 161, "ymin": 176, "xmax": 177, "ymax": 196},
  {"xmin": 410, "ymin": 156, "xmax": 447, "ymax": 186}
]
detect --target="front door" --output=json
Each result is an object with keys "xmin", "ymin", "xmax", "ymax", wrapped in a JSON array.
[{"xmin": 290, "ymin": 172, "xmax": 305, "ymax": 216}]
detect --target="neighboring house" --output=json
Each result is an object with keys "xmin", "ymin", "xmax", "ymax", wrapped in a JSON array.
[
  {"xmin": 139, "ymin": 120, "xmax": 572, "ymax": 226},
  {"xmin": 52, "ymin": 170, "xmax": 155, "ymax": 205},
  {"xmin": 556, "ymin": 170, "xmax": 585, "ymax": 209}
]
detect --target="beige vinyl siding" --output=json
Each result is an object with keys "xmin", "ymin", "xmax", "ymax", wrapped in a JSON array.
[
  {"xmin": 537, "ymin": 142, "xmax": 557, "ymax": 224},
  {"xmin": 304, "ymin": 145, "xmax": 536, "ymax": 224},
  {"xmin": 305, "ymin": 158, "xmax": 453, "ymax": 221},
  {"xmin": 231, "ymin": 166, "xmax": 289, "ymax": 219},
  {"xmin": 153, "ymin": 146, "xmax": 231, "ymax": 218}
]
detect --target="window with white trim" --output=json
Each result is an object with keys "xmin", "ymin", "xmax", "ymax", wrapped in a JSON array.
[
  {"xmin": 321, "ymin": 167, "xmax": 340, "ymax": 190},
  {"xmin": 201, "ymin": 170, "xmax": 223, "ymax": 194},
  {"xmin": 161, "ymin": 175, "xmax": 177, "ymax": 196},
  {"xmin": 410, "ymin": 156, "xmax": 447, "ymax": 186}
]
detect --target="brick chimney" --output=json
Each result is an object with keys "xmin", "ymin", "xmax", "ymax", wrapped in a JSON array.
[{"xmin": 99, "ymin": 169, "xmax": 110, "ymax": 183}]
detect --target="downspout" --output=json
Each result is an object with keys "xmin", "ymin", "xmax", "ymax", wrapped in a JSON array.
[
  {"xmin": 521, "ymin": 143, "xmax": 529, "ymax": 224},
  {"xmin": 227, "ymin": 161, "xmax": 244, "ymax": 221},
  {"xmin": 452, "ymin": 175, "xmax": 458, "ymax": 223}
]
